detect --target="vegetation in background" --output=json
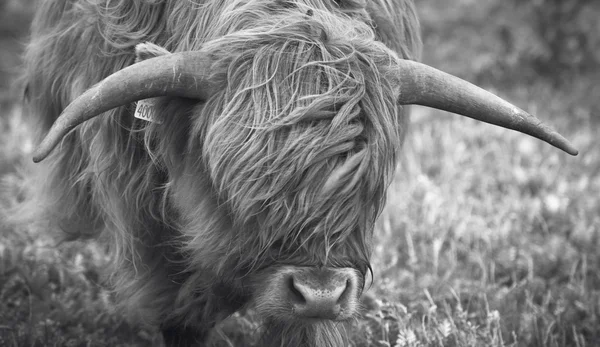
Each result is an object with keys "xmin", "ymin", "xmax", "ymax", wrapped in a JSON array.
[
  {"xmin": 507, "ymin": 0, "xmax": 599, "ymax": 78},
  {"xmin": 1, "ymin": 0, "xmax": 598, "ymax": 346}
]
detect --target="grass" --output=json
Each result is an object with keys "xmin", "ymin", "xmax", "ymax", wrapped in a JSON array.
[{"xmin": 1, "ymin": 0, "xmax": 599, "ymax": 346}]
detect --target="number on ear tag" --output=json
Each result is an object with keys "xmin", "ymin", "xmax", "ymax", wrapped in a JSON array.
[{"xmin": 134, "ymin": 99, "xmax": 162, "ymax": 124}]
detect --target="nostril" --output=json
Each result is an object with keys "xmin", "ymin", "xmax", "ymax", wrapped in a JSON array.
[
  {"xmin": 288, "ymin": 277, "xmax": 306, "ymax": 304},
  {"xmin": 336, "ymin": 279, "xmax": 350, "ymax": 304}
]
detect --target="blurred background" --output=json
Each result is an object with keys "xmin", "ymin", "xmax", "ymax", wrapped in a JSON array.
[{"xmin": 1, "ymin": 0, "xmax": 599, "ymax": 346}]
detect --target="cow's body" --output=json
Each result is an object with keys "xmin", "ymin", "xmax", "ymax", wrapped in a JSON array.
[
  {"xmin": 22, "ymin": 1, "xmax": 421, "ymax": 345},
  {"xmin": 20, "ymin": 1, "xmax": 577, "ymax": 346}
]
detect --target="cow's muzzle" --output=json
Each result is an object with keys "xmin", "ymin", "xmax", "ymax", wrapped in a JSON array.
[
  {"xmin": 288, "ymin": 267, "xmax": 356, "ymax": 319},
  {"xmin": 254, "ymin": 266, "xmax": 361, "ymax": 321}
]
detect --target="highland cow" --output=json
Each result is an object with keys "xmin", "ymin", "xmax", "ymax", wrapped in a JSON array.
[{"xmin": 20, "ymin": 0, "xmax": 577, "ymax": 346}]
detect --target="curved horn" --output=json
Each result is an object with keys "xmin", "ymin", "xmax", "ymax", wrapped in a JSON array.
[
  {"xmin": 394, "ymin": 60, "xmax": 578, "ymax": 156},
  {"xmin": 32, "ymin": 51, "xmax": 217, "ymax": 163}
]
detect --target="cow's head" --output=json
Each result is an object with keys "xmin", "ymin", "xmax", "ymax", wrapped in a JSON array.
[{"xmin": 31, "ymin": 2, "xmax": 577, "ymax": 345}]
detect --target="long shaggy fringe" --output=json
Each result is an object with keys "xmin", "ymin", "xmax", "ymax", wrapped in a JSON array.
[
  {"xmin": 17, "ymin": 0, "xmax": 422, "ymax": 342},
  {"xmin": 177, "ymin": 6, "xmax": 403, "ymax": 272}
]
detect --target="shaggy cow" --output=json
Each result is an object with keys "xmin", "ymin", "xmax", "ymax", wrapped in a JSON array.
[{"xmin": 20, "ymin": 0, "xmax": 577, "ymax": 346}]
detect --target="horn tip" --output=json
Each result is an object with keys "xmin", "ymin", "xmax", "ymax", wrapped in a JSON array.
[
  {"xmin": 566, "ymin": 146, "xmax": 579, "ymax": 156},
  {"xmin": 555, "ymin": 135, "xmax": 578, "ymax": 156},
  {"xmin": 555, "ymin": 138, "xmax": 578, "ymax": 156},
  {"xmin": 32, "ymin": 149, "xmax": 46, "ymax": 163}
]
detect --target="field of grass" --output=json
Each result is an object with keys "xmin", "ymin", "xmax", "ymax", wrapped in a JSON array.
[{"xmin": 1, "ymin": 1, "xmax": 599, "ymax": 346}]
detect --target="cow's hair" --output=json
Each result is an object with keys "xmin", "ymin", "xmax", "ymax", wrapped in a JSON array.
[
  {"xmin": 259, "ymin": 319, "xmax": 348, "ymax": 347},
  {"xmin": 18, "ymin": 0, "xmax": 421, "ymax": 345}
]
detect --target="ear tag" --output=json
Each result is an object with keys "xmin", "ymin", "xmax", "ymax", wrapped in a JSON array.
[{"xmin": 134, "ymin": 99, "xmax": 162, "ymax": 124}]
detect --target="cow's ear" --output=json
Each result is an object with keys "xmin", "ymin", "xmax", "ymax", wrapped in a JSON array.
[{"xmin": 135, "ymin": 42, "xmax": 171, "ymax": 63}]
